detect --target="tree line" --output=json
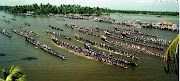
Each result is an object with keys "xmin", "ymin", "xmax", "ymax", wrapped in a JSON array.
[
  {"xmin": 0, "ymin": 3, "xmax": 110, "ymax": 15},
  {"xmin": 0, "ymin": 3, "xmax": 178, "ymax": 16},
  {"xmin": 110, "ymin": 10, "xmax": 179, "ymax": 16}
]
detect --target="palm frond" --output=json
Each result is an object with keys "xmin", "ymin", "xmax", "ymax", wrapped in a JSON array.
[
  {"xmin": 10, "ymin": 66, "xmax": 22, "ymax": 75},
  {"xmin": 0, "ymin": 66, "xmax": 8, "ymax": 80},
  {"xmin": 164, "ymin": 34, "xmax": 179, "ymax": 75},
  {"xmin": 15, "ymin": 75, "xmax": 26, "ymax": 81},
  {"xmin": 1, "ymin": 65, "xmax": 25, "ymax": 81},
  {"xmin": 0, "ymin": 66, "xmax": 6, "ymax": 74},
  {"xmin": 9, "ymin": 65, "xmax": 15, "ymax": 73},
  {"xmin": 0, "ymin": 78, "xmax": 5, "ymax": 81},
  {"xmin": 5, "ymin": 74, "xmax": 13, "ymax": 81}
]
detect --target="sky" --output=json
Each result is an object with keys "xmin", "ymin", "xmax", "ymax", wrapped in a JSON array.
[{"xmin": 0, "ymin": 0, "xmax": 179, "ymax": 12}]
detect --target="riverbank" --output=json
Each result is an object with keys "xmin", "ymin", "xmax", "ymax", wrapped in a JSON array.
[
  {"xmin": 165, "ymin": 15, "xmax": 179, "ymax": 18},
  {"xmin": 110, "ymin": 10, "xmax": 179, "ymax": 16}
]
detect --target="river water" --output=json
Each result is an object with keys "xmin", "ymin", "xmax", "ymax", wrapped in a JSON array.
[{"xmin": 0, "ymin": 11, "xmax": 178, "ymax": 81}]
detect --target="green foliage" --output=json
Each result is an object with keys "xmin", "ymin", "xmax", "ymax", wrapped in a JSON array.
[
  {"xmin": 0, "ymin": 65, "xmax": 26, "ymax": 81},
  {"xmin": 164, "ymin": 34, "xmax": 179, "ymax": 76},
  {"xmin": 0, "ymin": 3, "xmax": 177, "ymax": 16},
  {"xmin": 0, "ymin": 3, "xmax": 178, "ymax": 16},
  {"xmin": 0, "ymin": 3, "xmax": 110, "ymax": 15},
  {"xmin": 110, "ymin": 10, "xmax": 179, "ymax": 16}
]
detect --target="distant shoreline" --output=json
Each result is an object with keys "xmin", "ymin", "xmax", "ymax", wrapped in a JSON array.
[{"xmin": 0, "ymin": 3, "xmax": 179, "ymax": 16}]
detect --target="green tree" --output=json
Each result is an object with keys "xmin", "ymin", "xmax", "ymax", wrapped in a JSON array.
[
  {"xmin": 164, "ymin": 34, "xmax": 179, "ymax": 76},
  {"xmin": 0, "ymin": 65, "xmax": 26, "ymax": 81}
]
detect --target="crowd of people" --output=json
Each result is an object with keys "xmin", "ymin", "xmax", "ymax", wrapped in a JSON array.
[
  {"xmin": 52, "ymin": 37, "xmax": 138, "ymax": 69},
  {"xmin": 84, "ymin": 43, "xmax": 137, "ymax": 66},
  {"xmin": 11, "ymin": 28, "xmax": 28, "ymax": 37},
  {"xmin": 133, "ymin": 30, "xmax": 158, "ymax": 38},
  {"xmin": 56, "ymin": 14, "xmax": 179, "ymax": 32},
  {"xmin": 106, "ymin": 34, "xmax": 165, "ymax": 50},
  {"xmin": 100, "ymin": 36, "xmax": 165, "ymax": 58},
  {"xmin": 65, "ymin": 23, "xmax": 99, "ymax": 37},
  {"xmin": 46, "ymin": 30, "xmax": 71, "ymax": 40},
  {"xmin": 65, "ymin": 23, "xmax": 165, "ymax": 58},
  {"xmin": 96, "ymin": 26, "xmax": 170, "ymax": 46},
  {"xmin": 1, "ymin": 14, "xmax": 171, "ymax": 69},
  {"xmin": 20, "ymin": 25, "xmax": 39, "ymax": 37},
  {"xmin": 0, "ymin": 28, "xmax": 11, "ymax": 38},
  {"xmin": 113, "ymin": 26, "xmax": 158, "ymax": 38},
  {"xmin": 58, "ymin": 14, "xmax": 89, "ymax": 20},
  {"xmin": 74, "ymin": 34, "xmax": 139, "ymax": 59},
  {"xmin": 26, "ymin": 36, "xmax": 66, "ymax": 60},
  {"xmin": 121, "ymin": 33, "xmax": 171, "ymax": 46},
  {"xmin": 91, "ymin": 17, "xmax": 178, "ymax": 32},
  {"xmin": 11, "ymin": 27, "xmax": 66, "ymax": 60},
  {"xmin": 49, "ymin": 24, "xmax": 63, "ymax": 31},
  {"xmin": 95, "ymin": 25, "xmax": 170, "ymax": 46}
]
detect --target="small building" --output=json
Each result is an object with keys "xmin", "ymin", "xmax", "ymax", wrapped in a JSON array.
[
  {"xmin": 26, "ymin": 11, "xmax": 35, "ymax": 16},
  {"xmin": 26, "ymin": 11, "xmax": 32, "ymax": 16}
]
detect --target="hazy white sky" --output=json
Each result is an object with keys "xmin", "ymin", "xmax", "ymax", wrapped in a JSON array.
[{"xmin": 0, "ymin": 0, "xmax": 179, "ymax": 12}]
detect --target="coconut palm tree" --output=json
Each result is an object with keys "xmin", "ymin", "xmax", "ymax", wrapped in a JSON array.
[
  {"xmin": 0, "ymin": 65, "xmax": 26, "ymax": 81},
  {"xmin": 164, "ymin": 34, "xmax": 179, "ymax": 76}
]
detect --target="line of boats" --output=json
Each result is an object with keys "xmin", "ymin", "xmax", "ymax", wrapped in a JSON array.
[
  {"xmin": 26, "ymin": 36, "xmax": 66, "ymax": 60},
  {"xmin": 20, "ymin": 26, "xmax": 39, "ymax": 37},
  {"xmin": 52, "ymin": 14, "xmax": 179, "ymax": 32},
  {"xmin": 65, "ymin": 23, "xmax": 165, "ymax": 58},
  {"xmin": 46, "ymin": 30, "xmax": 71, "ymax": 40},
  {"xmin": 65, "ymin": 23, "xmax": 99, "ymax": 37},
  {"xmin": 11, "ymin": 28, "xmax": 66, "ymax": 60},
  {"xmin": 11, "ymin": 28, "xmax": 28, "ymax": 37},
  {"xmin": 96, "ymin": 26, "xmax": 171, "ymax": 46},
  {"xmin": 74, "ymin": 34, "xmax": 139, "ymax": 59},
  {"xmin": 91, "ymin": 17, "xmax": 178, "ymax": 32},
  {"xmin": 100, "ymin": 36, "xmax": 165, "ymax": 58},
  {"xmin": 0, "ymin": 28, "xmax": 11, "ymax": 38},
  {"xmin": 102, "ymin": 26, "xmax": 158, "ymax": 38},
  {"xmin": 49, "ymin": 25, "xmax": 63, "ymax": 31},
  {"xmin": 66, "ymin": 23, "xmax": 168, "ymax": 48},
  {"xmin": 52, "ymin": 36, "xmax": 137, "ymax": 69},
  {"xmin": 93, "ymin": 18, "xmax": 179, "ymax": 32},
  {"xmin": 57, "ymin": 14, "xmax": 89, "ymax": 20},
  {"xmin": 1, "ymin": 14, "xmax": 172, "ymax": 69},
  {"xmin": 106, "ymin": 34, "xmax": 165, "ymax": 50}
]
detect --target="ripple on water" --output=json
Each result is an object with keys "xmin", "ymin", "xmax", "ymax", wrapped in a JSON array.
[
  {"xmin": 0, "ymin": 53, "xmax": 6, "ymax": 56},
  {"xmin": 21, "ymin": 57, "xmax": 38, "ymax": 61}
]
